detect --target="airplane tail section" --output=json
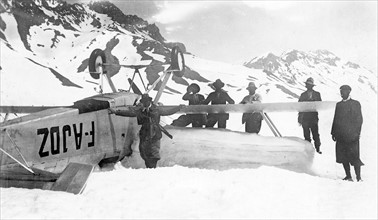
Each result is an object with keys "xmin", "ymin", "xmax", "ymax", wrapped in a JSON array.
[
  {"xmin": 0, "ymin": 163, "xmax": 94, "ymax": 194},
  {"xmin": 51, "ymin": 162, "xmax": 95, "ymax": 194}
]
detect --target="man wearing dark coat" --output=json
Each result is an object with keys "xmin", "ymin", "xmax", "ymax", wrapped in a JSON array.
[
  {"xmin": 298, "ymin": 77, "xmax": 322, "ymax": 154},
  {"xmin": 109, "ymin": 94, "xmax": 182, "ymax": 168},
  {"xmin": 171, "ymin": 83, "xmax": 206, "ymax": 127},
  {"xmin": 331, "ymin": 85, "xmax": 364, "ymax": 181},
  {"xmin": 240, "ymin": 82, "xmax": 263, "ymax": 134},
  {"xmin": 203, "ymin": 79, "xmax": 235, "ymax": 128}
]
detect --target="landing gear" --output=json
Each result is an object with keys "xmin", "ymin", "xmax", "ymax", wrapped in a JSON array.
[
  {"xmin": 88, "ymin": 49, "xmax": 106, "ymax": 80},
  {"xmin": 170, "ymin": 46, "xmax": 185, "ymax": 77}
]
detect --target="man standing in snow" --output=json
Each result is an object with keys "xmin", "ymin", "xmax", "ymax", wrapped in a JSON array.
[
  {"xmin": 331, "ymin": 85, "xmax": 364, "ymax": 182},
  {"xmin": 109, "ymin": 94, "xmax": 182, "ymax": 168},
  {"xmin": 298, "ymin": 77, "xmax": 322, "ymax": 154},
  {"xmin": 203, "ymin": 79, "xmax": 235, "ymax": 128},
  {"xmin": 171, "ymin": 83, "xmax": 206, "ymax": 127},
  {"xmin": 240, "ymin": 82, "xmax": 263, "ymax": 134}
]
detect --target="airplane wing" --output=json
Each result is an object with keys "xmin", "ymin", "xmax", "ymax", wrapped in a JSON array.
[
  {"xmin": 0, "ymin": 106, "xmax": 70, "ymax": 114},
  {"xmin": 159, "ymin": 101, "xmax": 336, "ymax": 114}
]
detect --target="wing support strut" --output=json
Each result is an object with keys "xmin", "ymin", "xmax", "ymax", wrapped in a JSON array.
[
  {"xmin": 261, "ymin": 112, "xmax": 282, "ymax": 137},
  {"xmin": 0, "ymin": 147, "xmax": 34, "ymax": 174},
  {"xmin": 1, "ymin": 130, "xmax": 35, "ymax": 174},
  {"xmin": 128, "ymin": 68, "xmax": 147, "ymax": 93},
  {"xmin": 153, "ymin": 71, "xmax": 172, "ymax": 104}
]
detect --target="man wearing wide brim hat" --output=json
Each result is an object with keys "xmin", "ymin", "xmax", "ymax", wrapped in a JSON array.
[
  {"xmin": 172, "ymin": 83, "xmax": 206, "ymax": 127},
  {"xmin": 240, "ymin": 82, "xmax": 263, "ymax": 134},
  {"xmin": 203, "ymin": 79, "xmax": 235, "ymax": 128},
  {"xmin": 246, "ymin": 82, "xmax": 258, "ymax": 91},
  {"xmin": 304, "ymin": 77, "xmax": 315, "ymax": 86},
  {"xmin": 109, "ymin": 93, "xmax": 183, "ymax": 168},
  {"xmin": 298, "ymin": 77, "xmax": 323, "ymax": 154},
  {"xmin": 212, "ymin": 79, "xmax": 225, "ymax": 89},
  {"xmin": 139, "ymin": 93, "xmax": 153, "ymax": 104}
]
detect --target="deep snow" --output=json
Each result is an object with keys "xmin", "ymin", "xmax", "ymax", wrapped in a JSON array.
[
  {"xmin": 1, "ymin": 3, "xmax": 377, "ymax": 218},
  {"xmin": 1, "ymin": 115, "xmax": 377, "ymax": 219}
]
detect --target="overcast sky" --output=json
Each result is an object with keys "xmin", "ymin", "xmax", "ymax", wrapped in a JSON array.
[{"xmin": 70, "ymin": 1, "xmax": 377, "ymax": 72}]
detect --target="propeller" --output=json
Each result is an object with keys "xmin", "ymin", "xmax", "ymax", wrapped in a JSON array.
[{"xmin": 88, "ymin": 46, "xmax": 186, "ymax": 79}]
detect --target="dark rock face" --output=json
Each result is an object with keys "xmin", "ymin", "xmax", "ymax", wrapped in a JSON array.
[
  {"xmin": 245, "ymin": 53, "xmax": 281, "ymax": 72},
  {"xmin": 1, "ymin": 0, "xmax": 192, "ymax": 89},
  {"xmin": 3, "ymin": 0, "xmax": 179, "ymax": 55},
  {"xmin": 244, "ymin": 49, "xmax": 344, "ymax": 73},
  {"xmin": 345, "ymin": 61, "xmax": 360, "ymax": 69}
]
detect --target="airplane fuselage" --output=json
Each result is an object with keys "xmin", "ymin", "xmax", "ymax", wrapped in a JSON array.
[{"xmin": 0, "ymin": 92, "xmax": 140, "ymax": 174}]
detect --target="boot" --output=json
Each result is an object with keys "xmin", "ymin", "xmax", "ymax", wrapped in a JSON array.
[
  {"xmin": 315, "ymin": 146, "xmax": 322, "ymax": 154},
  {"xmin": 342, "ymin": 176, "xmax": 353, "ymax": 181},
  {"xmin": 342, "ymin": 163, "xmax": 352, "ymax": 181}
]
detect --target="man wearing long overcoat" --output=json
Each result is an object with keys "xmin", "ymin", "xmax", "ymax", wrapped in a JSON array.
[{"xmin": 331, "ymin": 85, "xmax": 364, "ymax": 181}]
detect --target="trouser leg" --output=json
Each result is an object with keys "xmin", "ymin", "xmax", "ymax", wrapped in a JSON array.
[
  {"xmin": 145, "ymin": 158, "xmax": 158, "ymax": 168},
  {"xmin": 171, "ymin": 115, "xmax": 191, "ymax": 127},
  {"xmin": 191, "ymin": 114, "xmax": 205, "ymax": 127},
  {"xmin": 205, "ymin": 116, "xmax": 217, "ymax": 128},
  {"xmin": 302, "ymin": 124, "xmax": 311, "ymax": 142},
  {"xmin": 191, "ymin": 116, "xmax": 202, "ymax": 127},
  {"xmin": 354, "ymin": 165, "xmax": 361, "ymax": 180},
  {"xmin": 192, "ymin": 121, "xmax": 202, "ymax": 127},
  {"xmin": 343, "ymin": 162, "xmax": 352, "ymax": 178},
  {"xmin": 311, "ymin": 123, "xmax": 321, "ymax": 151},
  {"xmin": 218, "ymin": 119, "xmax": 227, "ymax": 129}
]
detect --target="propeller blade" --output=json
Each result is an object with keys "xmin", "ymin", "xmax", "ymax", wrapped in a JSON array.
[{"xmin": 128, "ymin": 78, "xmax": 143, "ymax": 95}]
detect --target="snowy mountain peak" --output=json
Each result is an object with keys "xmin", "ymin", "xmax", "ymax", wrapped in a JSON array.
[
  {"xmin": 243, "ymin": 48, "xmax": 376, "ymax": 104},
  {"xmin": 0, "ymin": 0, "xmax": 376, "ymax": 111},
  {"xmin": 245, "ymin": 49, "xmax": 361, "ymax": 72}
]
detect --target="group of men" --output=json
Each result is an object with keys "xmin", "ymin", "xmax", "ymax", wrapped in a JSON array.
[
  {"xmin": 109, "ymin": 77, "xmax": 364, "ymax": 182},
  {"xmin": 171, "ymin": 79, "xmax": 264, "ymax": 134},
  {"xmin": 298, "ymin": 78, "xmax": 364, "ymax": 182},
  {"xmin": 172, "ymin": 79, "xmax": 236, "ymax": 129}
]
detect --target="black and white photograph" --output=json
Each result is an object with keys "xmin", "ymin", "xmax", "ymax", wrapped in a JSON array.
[{"xmin": 0, "ymin": 0, "xmax": 377, "ymax": 219}]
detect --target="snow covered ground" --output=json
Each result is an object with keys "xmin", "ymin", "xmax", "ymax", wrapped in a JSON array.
[
  {"xmin": 1, "ymin": 53, "xmax": 377, "ymax": 218},
  {"xmin": 1, "ymin": 119, "xmax": 376, "ymax": 219},
  {"xmin": 1, "ymin": 8, "xmax": 377, "ymax": 218},
  {"xmin": 1, "ymin": 51, "xmax": 376, "ymax": 219}
]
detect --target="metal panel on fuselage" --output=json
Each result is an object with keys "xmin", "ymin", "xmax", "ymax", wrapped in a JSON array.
[{"xmin": 1, "ymin": 108, "xmax": 138, "ymax": 173}]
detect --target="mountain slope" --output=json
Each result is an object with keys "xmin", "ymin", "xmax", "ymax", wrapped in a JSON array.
[
  {"xmin": 0, "ymin": 0, "xmax": 189, "ymax": 106},
  {"xmin": 0, "ymin": 0, "xmax": 376, "ymax": 114},
  {"xmin": 244, "ymin": 49, "xmax": 377, "ymax": 102}
]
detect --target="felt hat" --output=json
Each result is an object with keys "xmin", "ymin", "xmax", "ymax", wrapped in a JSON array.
[
  {"xmin": 246, "ymin": 82, "xmax": 257, "ymax": 90},
  {"xmin": 304, "ymin": 77, "xmax": 315, "ymax": 86},
  {"xmin": 212, "ymin": 79, "xmax": 225, "ymax": 89},
  {"xmin": 140, "ymin": 94, "xmax": 152, "ymax": 102}
]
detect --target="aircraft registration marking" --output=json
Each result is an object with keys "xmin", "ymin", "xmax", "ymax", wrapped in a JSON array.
[{"xmin": 37, "ymin": 121, "xmax": 95, "ymax": 158}]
